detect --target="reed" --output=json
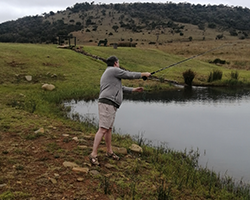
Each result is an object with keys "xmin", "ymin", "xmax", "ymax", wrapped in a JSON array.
[
  {"xmin": 157, "ymin": 180, "xmax": 173, "ymax": 200},
  {"xmin": 208, "ymin": 70, "xmax": 223, "ymax": 82},
  {"xmin": 231, "ymin": 70, "xmax": 239, "ymax": 80}
]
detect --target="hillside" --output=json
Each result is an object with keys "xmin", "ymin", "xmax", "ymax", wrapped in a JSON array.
[{"xmin": 0, "ymin": 2, "xmax": 250, "ymax": 44}]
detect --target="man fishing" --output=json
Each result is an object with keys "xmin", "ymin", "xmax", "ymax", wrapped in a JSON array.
[{"xmin": 89, "ymin": 56, "xmax": 151, "ymax": 165}]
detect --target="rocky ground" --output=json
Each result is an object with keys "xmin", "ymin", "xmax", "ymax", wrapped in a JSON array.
[{"xmin": 0, "ymin": 113, "xmax": 144, "ymax": 200}]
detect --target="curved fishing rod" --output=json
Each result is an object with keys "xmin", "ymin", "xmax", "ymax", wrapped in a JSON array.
[{"xmin": 142, "ymin": 44, "xmax": 230, "ymax": 80}]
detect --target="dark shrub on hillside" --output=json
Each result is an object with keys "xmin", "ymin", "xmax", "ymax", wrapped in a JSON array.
[
  {"xmin": 117, "ymin": 42, "xmax": 137, "ymax": 47},
  {"xmin": 209, "ymin": 58, "xmax": 227, "ymax": 65},
  {"xmin": 183, "ymin": 69, "xmax": 195, "ymax": 86}
]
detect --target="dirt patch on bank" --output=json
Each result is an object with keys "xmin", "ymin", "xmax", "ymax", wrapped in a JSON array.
[{"xmin": 0, "ymin": 119, "xmax": 115, "ymax": 199}]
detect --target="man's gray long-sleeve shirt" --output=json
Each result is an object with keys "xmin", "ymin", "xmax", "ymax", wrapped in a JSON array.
[{"xmin": 98, "ymin": 66, "xmax": 141, "ymax": 108}]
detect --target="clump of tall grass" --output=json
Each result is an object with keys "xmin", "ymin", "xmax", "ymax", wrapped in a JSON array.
[
  {"xmin": 157, "ymin": 180, "xmax": 173, "ymax": 200},
  {"xmin": 182, "ymin": 69, "xmax": 195, "ymax": 86},
  {"xmin": 224, "ymin": 71, "xmax": 240, "ymax": 86},
  {"xmin": 100, "ymin": 176, "xmax": 112, "ymax": 195},
  {"xmin": 133, "ymin": 132, "xmax": 146, "ymax": 146},
  {"xmin": 207, "ymin": 70, "xmax": 223, "ymax": 82},
  {"xmin": 231, "ymin": 71, "xmax": 239, "ymax": 80}
]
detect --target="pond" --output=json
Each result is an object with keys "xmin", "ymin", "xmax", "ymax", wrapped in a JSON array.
[{"xmin": 65, "ymin": 86, "xmax": 250, "ymax": 183}]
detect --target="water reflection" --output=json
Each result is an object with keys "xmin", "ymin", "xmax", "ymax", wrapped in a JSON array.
[{"xmin": 124, "ymin": 86, "xmax": 250, "ymax": 103}]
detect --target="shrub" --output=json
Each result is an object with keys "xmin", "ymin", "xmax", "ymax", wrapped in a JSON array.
[
  {"xmin": 216, "ymin": 34, "xmax": 224, "ymax": 40},
  {"xmin": 208, "ymin": 23, "xmax": 216, "ymax": 29},
  {"xmin": 209, "ymin": 58, "xmax": 227, "ymax": 65},
  {"xmin": 183, "ymin": 69, "xmax": 195, "ymax": 86},
  {"xmin": 117, "ymin": 42, "xmax": 137, "ymax": 47},
  {"xmin": 230, "ymin": 29, "xmax": 238, "ymax": 36},
  {"xmin": 207, "ymin": 70, "xmax": 223, "ymax": 82},
  {"xmin": 76, "ymin": 22, "xmax": 82, "ymax": 26}
]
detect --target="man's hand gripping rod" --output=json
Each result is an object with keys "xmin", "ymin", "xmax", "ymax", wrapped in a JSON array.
[{"xmin": 142, "ymin": 44, "xmax": 228, "ymax": 81}]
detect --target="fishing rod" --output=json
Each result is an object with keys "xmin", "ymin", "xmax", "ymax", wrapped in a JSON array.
[{"xmin": 142, "ymin": 44, "xmax": 229, "ymax": 80}]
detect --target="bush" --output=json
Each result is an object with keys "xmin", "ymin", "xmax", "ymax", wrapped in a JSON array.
[
  {"xmin": 209, "ymin": 58, "xmax": 227, "ymax": 65},
  {"xmin": 216, "ymin": 34, "xmax": 224, "ymax": 40},
  {"xmin": 117, "ymin": 42, "xmax": 137, "ymax": 47},
  {"xmin": 230, "ymin": 29, "xmax": 238, "ymax": 36},
  {"xmin": 183, "ymin": 69, "xmax": 195, "ymax": 86},
  {"xmin": 207, "ymin": 70, "xmax": 223, "ymax": 82},
  {"xmin": 208, "ymin": 23, "xmax": 216, "ymax": 29}
]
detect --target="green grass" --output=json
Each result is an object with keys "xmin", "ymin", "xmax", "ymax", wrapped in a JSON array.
[
  {"xmin": 0, "ymin": 43, "xmax": 104, "ymax": 116},
  {"xmin": 0, "ymin": 191, "xmax": 31, "ymax": 199},
  {"xmin": 83, "ymin": 45, "xmax": 250, "ymax": 86}
]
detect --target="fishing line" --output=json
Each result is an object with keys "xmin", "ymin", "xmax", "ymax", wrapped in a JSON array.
[{"xmin": 142, "ymin": 44, "xmax": 231, "ymax": 80}]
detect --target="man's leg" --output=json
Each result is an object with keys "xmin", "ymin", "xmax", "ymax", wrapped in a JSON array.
[
  {"xmin": 105, "ymin": 128, "xmax": 112, "ymax": 153},
  {"xmin": 91, "ymin": 127, "xmax": 108, "ymax": 157},
  {"xmin": 105, "ymin": 128, "xmax": 120, "ymax": 160}
]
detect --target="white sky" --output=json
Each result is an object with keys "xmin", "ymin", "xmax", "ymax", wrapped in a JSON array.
[{"xmin": 0, "ymin": 0, "xmax": 250, "ymax": 24}]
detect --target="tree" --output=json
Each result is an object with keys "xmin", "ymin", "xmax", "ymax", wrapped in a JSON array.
[
  {"xmin": 208, "ymin": 23, "xmax": 216, "ymax": 29},
  {"xmin": 112, "ymin": 25, "xmax": 119, "ymax": 32},
  {"xmin": 101, "ymin": 9, "xmax": 106, "ymax": 16}
]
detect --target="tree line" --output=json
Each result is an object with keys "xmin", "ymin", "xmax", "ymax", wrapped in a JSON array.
[{"xmin": 0, "ymin": 16, "xmax": 82, "ymax": 43}]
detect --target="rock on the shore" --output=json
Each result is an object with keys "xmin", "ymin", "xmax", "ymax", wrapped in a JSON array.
[
  {"xmin": 25, "ymin": 75, "xmax": 32, "ymax": 81},
  {"xmin": 72, "ymin": 167, "xmax": 89, "ymax": 173},
  {"xmin": 129, "ymin": 144, "xmax": 143, "ymax": 153},
  {"xmin": 42, "ymin": 84, "xmax": 55, "ymax": 91},
  {"xmin": 63, "ymin": 161, "xmax": 79, "ymax": 168}
]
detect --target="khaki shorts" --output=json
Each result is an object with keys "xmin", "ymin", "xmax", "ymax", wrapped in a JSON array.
[{"xmin": 98, "ymin": 103, "xmax": 117, "ymax": 129}]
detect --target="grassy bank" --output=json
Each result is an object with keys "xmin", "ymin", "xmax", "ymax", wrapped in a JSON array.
[
  {"xmin": 83, "ymin": 40, "xmax": 250, "ymax": 86},
  {"xmin": 1, "ymin": 42, "xmax": 250, "ymax": 199}
]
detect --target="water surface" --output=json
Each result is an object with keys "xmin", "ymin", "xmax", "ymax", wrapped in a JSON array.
[{"xmin": 65, "ymin": 87, "xmax": 250, "ymax": 182}]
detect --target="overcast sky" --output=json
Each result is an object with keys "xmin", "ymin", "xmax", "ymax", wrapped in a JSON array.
[{"xmin": 1, "ymin": 0, "xmax": 250, "ymax": 24}]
